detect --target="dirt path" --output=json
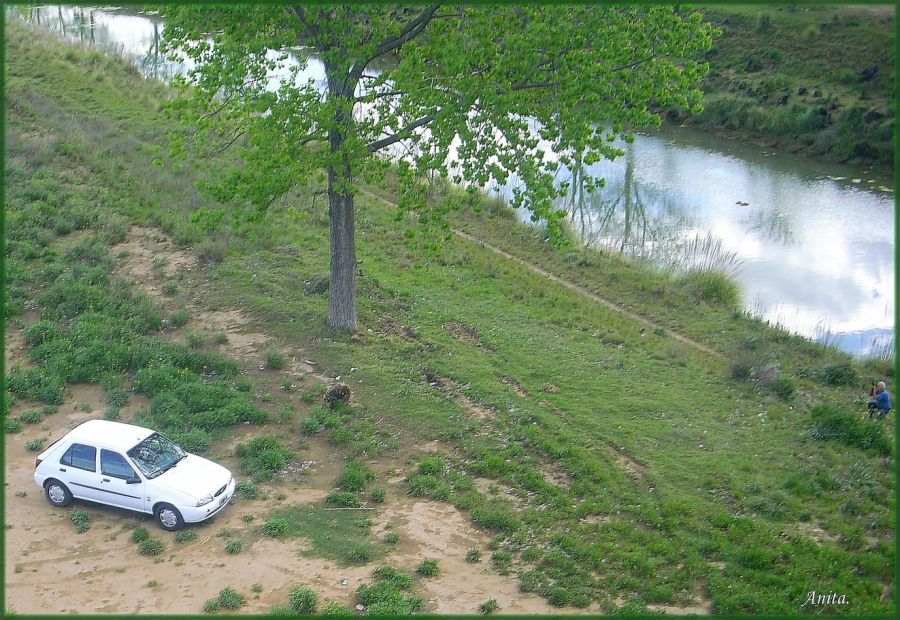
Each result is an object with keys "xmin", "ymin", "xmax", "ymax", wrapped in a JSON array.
[
  {"xmin": 3, "ymin": 226, "xmax": 583, "ymax": 615},
  {"xmin": 358, "ymin": 188, "xmax": 724, "ymax": 360}
]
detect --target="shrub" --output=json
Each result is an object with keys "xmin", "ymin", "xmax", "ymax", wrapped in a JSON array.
[
  {"xmin": 300, "ymin": 416, "xmax": 321, "ymax": 436},
  {"xmin": 466, "ymin": 548, "xmax": 482, "ymax": 563},
  {"xmin": 336, "ymin": 460, "xmax": 375, "ymax": 493},
  {"xmin": 770, "ymin": 375, "xmax": 795, "ymax": 400},
  {"xmin": 70, "ymin": 511, "xmax": 91, "ymax": 533},
  {"xmin": 265, "ymin": 348, "xmax": 286, "ymax": 370},
  {"xmin": 234, "ymin": 376, "xmax": 253, "ymax": 392},
  {"xmin": 289, "ymin": 585, "xmax": 318, "ymax": 614},
  {"xmin": 138, "ymin": 538, "xmax": 165, "ymax": 556},
  {"xmin": 214, "ymin": 332, "xmax": 228, "ymax": 344},
  {"xmin": 418, "ymin": 456, "xmax": 444, "ymax": 475},
  {"xmin": 677, "ymin": 269, "xmax": 741, "ymax": 308},
  {"xmin": 131, "ymin": 526, "xmax": 151, "ymax": 544},
  {"xmin": 325, "ymin": 492, "xmax": 361, "ymax": 508},
  {"xmin": 416, "ymin": 559, "xmax": 439, "ymax": 577},
  {"xmin": 175, "ymin": 530, "xmax": 198, "ymax": 544},
  {"xmin": 19, "ymin": 410, "xmax": 43, "ymax": 424},
  {"xmin": 186, "ymin": 332, "xmax": 204, "ymax": 349},
  {"xmin": 384, "ymin": 533, "xmax": 400, "ymax": 545},
  {"xmin": 263, "ymin": 517, "xmax": 292, "ymax": 538},
  {"xmin": 215, "ymin": 587, "xmax": 246, "ymax": 611},
  {"xmin": 369, "ymin": 487, "xmax": 386, "ymax": 503},
  {"xmin": 225, "ymin": 540, "xmax": 242, "ymax": 554},
  {"xmin": 202, "ymin": 599, "xmax": 220, "ymax": 613},
  {"xmin": 5, "ymin": 418, "xmax": 23, "ymax": 434},
  {"xmin": 103, "ymin": 407, "xmax": 121, "ymax": 421},
  {"xmin": 817, "ymin": 362, "xmax": 858, "ymax": 386},
  {"xmin": 169, "ymin": 308, "xmax": 189, "ymax": 328},
  {"xmin": 548, "ymin": 586, "xmax": 571, "ymax": 607},
  {"xmin": 106, "ymin": 386, "xmax": 129, "ymax": 408},
  {"xmin": 808, "ymin": 405, "xmax": 891, "ymax": 455},
  {"xmin": 162, "ymin": 281, "xmax": 178, "ymax": 296},
  {"xmin": 328, "ymin": 427, "xmax": 353, "ymax": 447},
  {"xmin": 345, "ymin": 543, "xmax": 375, "ymax": 564},
  {"xmin": 234, "ymin": 481, "xmax": 260, "ymax": 500},
  {"xmin": 480, "ymin": 599, "xmax": 499, "ymax": 614},
  {"xmin": 372, "ymin": 566, "xmax": 414, "ymax": 590},
  {"xmin": 25, "ymin": 438, "xmax": 46, "ymax": 452},
  {"xmin": 320, "ymin": 602, "xmax": 353, "ymax": 616},
  {"xmin": 236, "ymin": 436, "xmax": 294, "ymax": 481}
]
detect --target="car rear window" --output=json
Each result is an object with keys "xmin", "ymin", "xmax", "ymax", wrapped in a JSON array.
[{"xmin": 60, "ymin": 443, "xmax": 97, "ymax": 472}]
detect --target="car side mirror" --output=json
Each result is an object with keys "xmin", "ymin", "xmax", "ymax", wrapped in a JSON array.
[{"xmin": 126, "ymin": 476, "xmax": 142, "ymax": 484}]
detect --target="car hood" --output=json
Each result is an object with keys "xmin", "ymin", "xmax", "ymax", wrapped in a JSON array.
[{"xmin": 154, "ymin": 454, "xmax": 232, "ymax": 500}]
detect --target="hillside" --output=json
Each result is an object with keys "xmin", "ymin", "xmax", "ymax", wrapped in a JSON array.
[
  {"xmin": 3, "ymin": 19, "xmax": 895, "ymax": 616},
  {"xmin": 680, "ymin": 5, "xmax": 894, "ymax": 173}
]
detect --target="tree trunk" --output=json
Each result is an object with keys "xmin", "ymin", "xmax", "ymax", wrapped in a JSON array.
[{"xmin": 326, "ymin": 164, "xmax": 357, "ymax": 331}]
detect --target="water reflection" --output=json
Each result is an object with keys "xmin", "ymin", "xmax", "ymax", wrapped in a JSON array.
[{"xmin": 9, "ymin": 5, "xmax": 895, "ymax": 357}]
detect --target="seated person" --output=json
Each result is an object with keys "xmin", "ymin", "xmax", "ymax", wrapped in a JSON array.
[{"xmin": 867, "ymin": 381, "xmax": 892, "ymax": 420}]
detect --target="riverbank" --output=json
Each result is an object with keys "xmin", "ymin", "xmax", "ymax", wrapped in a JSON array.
[
  {"xmin": 676, "ymin": 5, "xmax": 894, "ymax": 176},
  {"xmin": 5, "ymin": 20, "xmax": 895, "ymax": 615}
]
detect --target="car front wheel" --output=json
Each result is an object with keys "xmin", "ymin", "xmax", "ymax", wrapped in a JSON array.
[
  {"xmin": 44, "ymin": 479, "xmax": 73, "ymax": 507},
  {"xmin": 154, "ymin": 503, "xmax": 184, "ymax": 531}
]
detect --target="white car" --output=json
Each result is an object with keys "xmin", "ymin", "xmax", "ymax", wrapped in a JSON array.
[{"xmin": 33, "ymin": 420, "xmax": 235, "ymax": 531}]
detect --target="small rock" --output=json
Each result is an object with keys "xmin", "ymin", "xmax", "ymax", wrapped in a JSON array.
[
  {"xmin": 356, "ymin": 605, "xmax": 365, "ymax": 612},
  {"xmin": 341, "ymin": 579, "xmax": 348, "ymax": 587}
]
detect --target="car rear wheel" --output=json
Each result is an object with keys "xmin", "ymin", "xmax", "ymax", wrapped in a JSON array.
[
  {"xmin": 44, "ymin": 479, "xmax": 73, "ymax": 507},
  {"xmin": 154, "ymin": 503, "xmax": 184, "ymax": 531}
]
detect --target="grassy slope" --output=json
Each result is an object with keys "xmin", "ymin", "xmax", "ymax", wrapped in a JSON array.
[
  {"xmin": 4, "ymin": 22, "xmax": 895, "ymax": 615},
  {"xmin": 684, "ymin": 5, "xmax": 894, "ymax": 173}
]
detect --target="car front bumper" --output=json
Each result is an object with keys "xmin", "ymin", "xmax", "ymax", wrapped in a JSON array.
[{"xmin": 179, "ymin": 477, "xmax": 236, "ymax": 523}]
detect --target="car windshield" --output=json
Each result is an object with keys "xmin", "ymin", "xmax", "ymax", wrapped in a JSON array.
[{"xmin": 126, "ymin": 433, "xmax": 187, "ymax": 479}]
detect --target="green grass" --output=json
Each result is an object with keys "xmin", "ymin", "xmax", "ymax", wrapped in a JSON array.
[
  {"xmin": 235, "ymin": 436, "xmax": 294, "ymax": 482},
  {"xmin": 260, "ymin": 504, "xmax": 383, "ymax": 566},
  {"xmin": 70, "ymin": 511, "xmax": 91, "ymax": 534},
  {"xmin": 4, "ymin": 20, "xmax": 894, "ymax": 615}
]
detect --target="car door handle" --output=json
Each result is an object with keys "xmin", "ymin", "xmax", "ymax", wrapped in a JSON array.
[
  {"xmin": 102, "ymin": 478, "xmax": 110, "ymax": 482},
  {"xmin": 59, "ymin": 468, "xmax": 66, "ymax": 472}
]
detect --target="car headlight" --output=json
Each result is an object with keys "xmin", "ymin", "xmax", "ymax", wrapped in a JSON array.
[{"xmin": 196, "ymin": 494, "xmax": 213, "ymax": 507}]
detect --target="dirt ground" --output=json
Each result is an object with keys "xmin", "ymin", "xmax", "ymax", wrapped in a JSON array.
[{"xmin": 3, "ymin": 226, "xmax": 573, "ymax": 615}]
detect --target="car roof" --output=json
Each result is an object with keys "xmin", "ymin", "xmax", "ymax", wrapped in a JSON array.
[{"xmin": 64, "ymin": 419, "xmax": 155, "ymax": 452}]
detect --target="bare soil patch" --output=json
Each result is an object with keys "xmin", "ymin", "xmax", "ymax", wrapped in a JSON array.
[{"xmin": 443, "ymin": 321, "xmax": 494, "ymax": 352}]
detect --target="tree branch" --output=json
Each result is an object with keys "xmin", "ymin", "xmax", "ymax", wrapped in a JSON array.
[
  {"xmin": 349, "ymin": 5, "xmax": 440, "ymax": 83},
  {"xmin": 366, "ymin": 113, "xmax": 435, "ymax": 152}
]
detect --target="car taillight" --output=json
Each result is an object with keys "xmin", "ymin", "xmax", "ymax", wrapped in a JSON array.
[{"xmin": 34, "ymin": 457, "xmax": 43, "ymax": 469}]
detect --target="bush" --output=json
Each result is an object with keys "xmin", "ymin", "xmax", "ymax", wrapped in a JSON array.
[
  {"xmin": 384, "ymin": 533, "xmax": 400, "ymax": 545},
  {"xmin": 215, "ymin": 587, "xmax": 246, "ymax": 611},
  {"xmin": 5, "ymin": 418, "xmax": 23, "ymax": 434},
  {"xmin": 770, "ymin": 375, "xmax": 795, "ymax": 400},
  {"xmin": 369, "ymin": 487, "xmax": 386, "ymax": 503},
  {"xmin": 263, "ymin": 517, "xmax": 292, "ymax": 538},
  {"xmin": 320, "ymin": 601, "xmax": 353, "ymax": 616},
  {"xmin": 70, "ymin": 510, "xmax": 91, "ymax": 533},
  {"xmin": 289, "ymin": 585, "xmax": 318, "ymax": 614},
  {"xmin": 808, "ymin": 405, "xmax": 891, "ymax": 455},
  {"xmin": 131, "ymin": 526, "xmax": 150, "ymax": 544},
  {"xmin": 345, "ymin": 543, "xmax": 375, "ymax": 564},
  {"xmin": 25, "ymin": 438, "xmax": 46, "ymax": 452},
  {"xmin": 175, "ymin": 530, "xmax": 198, "ymax": 544},
  {"xmin": 817, "ymin": 362, "xmax": 858, "ymax": 386},
  {"xmin": 234, "ymin": 481, "xmax": 261, "ymax": 500},
  {"xmin": 336, "ymin": 460, "xmax": 375, "ymax": 493},
  {"xmin": 416, "ymin": 559, "xmax": 439, "ymax": 577},
  {"xmin": 169, "ymin": 308, "xmax": 189, "ymax": 328},
  {"xmin": 677, "ymin": 270, "xmax": 741, "ymax": 308},
  {"xmin": 266, "ymin": 348, "xmax": 286, "ymax": 370},
  {"xmin": 325, "ymin": 492, "xmax": 361, "ymax": 508},
  {"xmin": 466, "ymin": 548, "xmax": 482, "ymax": 563},
  {"xmin": 372, "ymin": 566, "xmax": 413, "ymax": 590},
  {"xmin": 328, "ymin": 427, "xmax": 353, "ymax": 447},
  {"xmin": 225, "ymin": 540, "xmax": 242, "ymax": 554},
  {"xmin": 19, "ymin": 410, "xmax": 43, "ymax": 424},
  {"xmin": 418, "ymin": 456, "xmax": 444, "ymax": 475},
  {"xmin": 300, "ymin": 416, "xmax": 321, "ymax": 436},
  {"xmin": 106, "ymin": 386, "xmax": 129, "ymax": 408},
  {"xmin": 138, "ymin": 538, "xmax": 165, "ymax": 556},
  {"xmin": 236, "ymin": 436, "xmax": 294, "ymax": 481},
  {"xmin": 480, "ymin": 599, "xmax": 499, "ymax": 614},
  {"xmin": 186, "ymin": 332, "xmax": 204, "ymax": 349}
]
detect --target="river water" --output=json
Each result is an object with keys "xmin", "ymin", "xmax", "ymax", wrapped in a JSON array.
[{"xmin": 11, "ymin": 5, "xmax": 895, "ymax": 357}]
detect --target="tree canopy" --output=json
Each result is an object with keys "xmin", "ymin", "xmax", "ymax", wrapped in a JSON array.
[{"xmin": 162, "ymin": 4, "xmax": 716, "ymax": 329}]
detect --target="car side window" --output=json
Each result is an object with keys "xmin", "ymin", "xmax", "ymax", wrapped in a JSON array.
[
  {"xmin": 60, "ymin": 443, "xmax": 97, "ymax": 472},
  {"xmin": 100, "ymin": 450, "xmax": 137, "ymax": 480}
]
